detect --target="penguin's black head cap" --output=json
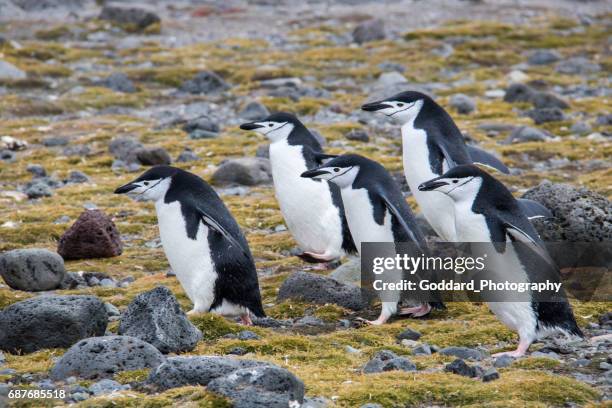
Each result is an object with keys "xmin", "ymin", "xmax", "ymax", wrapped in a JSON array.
[
  {"xmin": 362, "ymin": 90, "xmax": 433, "ymax": 124},
  {"xmin": 301, "ymin": 153, "xmax": 379, "ymax": 189},
  {"xmin": 239, "ymin": 111, "xmax": 303, "ymax": 142},
  {"xmin": 114, "ymin": 165, "xmax": 179, "ymax": 201},
  {"xmin": 418, "ymin": 164, "xmax": 487, "ymax": 200}
]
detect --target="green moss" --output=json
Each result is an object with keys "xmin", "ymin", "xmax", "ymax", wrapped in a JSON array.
[
  {"xmin": 76, "ymin": 387, "xmax": 230, "ymax": 408},
  {"xmin": 114, "ymin": 369, "xmax": 151, "ymax": 384},
  {"xmin": 189, "ymin": 313, "xmax": 242, "ymax": 340},
  {"xmin": 511, "ymin": 357, "xmax": 561, "ymax": 370},
  {"xmin": 35, "ymin": 25, "xmax": 72, "ymax": 40}
]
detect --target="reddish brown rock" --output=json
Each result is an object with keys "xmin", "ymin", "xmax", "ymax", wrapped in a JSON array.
[{"xmin": 58, "ymin": 210, "xmax": 122, "ymax": 260}]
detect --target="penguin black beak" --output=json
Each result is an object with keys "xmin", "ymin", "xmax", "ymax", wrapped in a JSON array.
[
  {"xmin": 418, "ymin": 179, "xmax": 448, "ymax": 192},
  {"xmin": 114, "ymin": 182, "xmax": 138, "ymax": 194},
  {"xmin": 361, "ymin": 101, "xmax": 392, "ymax": 112},
  {"xmin": 240, "ymin": 122, "xmax": 265, "ymax": 131},
  {"xmin": 301, "ymin": 169, "xmax": 330, "ymax": 180}
]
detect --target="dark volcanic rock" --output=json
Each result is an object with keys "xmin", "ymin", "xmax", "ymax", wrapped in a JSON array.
[
  {"xmin": 239, "ymin": 101, "xmax": 270, "ymax": 121},
  {"xmin": 50, "ymin": 335, "xmax": 165, "ymax": 380},
  {"xmin": 527, "ymin": 107, "xmax": 565, "ymax": 124},
  {"xmin": 363, "ymin": 350, "xmax": 416, "ymax": 374},
  {"xmin": 146, "ymin": 356, "xmax": 268, "ymax": 390},
  {"xmin": 528, "ymin": 49, "xmax": 561, "ymax": 65},
  {"xmin": 439, "ymin": 346, "xmax": 484, "ymax": 361},
  {"xmin": 176, "ymin": 148, "xmax": 200, "ymax": 162},
  {"xmin": 277, "ymin": 271, "xmax": 367, "ymax": 311},
  {"xmin": 352, "ymin": 19, "xmax": 385, "ymax": 44},
  {"xmin": 180, "ymin": 71, "xmax": 229, "ymax": 94},
  {"xmin": 109, "ymin": 136, "xmax": 144, "ymax": 163},
  {"xmin": 0, "ymin": 248, "xmax": 65, "ymax": 291},
  {"xmin": 531, "ymin": 92, "xmax": 569, "ymax": 110},
  {"xmin": 0, "ymin": 295, "xmax": 107, "ymax": 354},
  {"xmin": 482, "ymin": 367, "xmax": 500, "ymax": 382},
  {"xmin": 523, "ymin": 181, "xmax": 611, "ymax": 242},
  {"xmin": 445, "ymin": 358, "xmax": 478, "ymax": 377},
  {"xmin": 24, "ymin": 180, "xmax": 53, "ymax": 198},
  {"xmin": 449, "ymin": 93, "xmax": 476, "ymax": 114},
  {"xmin": 345, "ymin": 129, "xmax": 370, "ymax": 142},
  {"xmin": 207, "ymin": 365, "xmax": 305, "ymax": 408},
  {"xmin": 118, "ymin": 286, "xmax": 202, "ymax": 353},
  {"xmin": 397, "ymin": 328, "xmax": 422, "ymax": 341},
  {"xmin": 98, "ymin": 72, "xmax": 136, "ymax": 93},
  {"xmin": 503, "ymin": 126, "xmax": 550, "ymax": 144},
  {"xmin": 99, "ymin": 4, "xmax": 160, "ymax": 30},
  {"xmin": 504, "ymin": 83, "xmax": 535, "ymax": 103},
  {"xmin": 134, "ymin": 147, "xmax": 172, "ymax": 165},
  {"xmin": 211, "ymin": 157, "xmax": 272, "ymax": 186},
  {"xmin": 182, "ymin": 116, "xmax": 220, "ymax": 139},
  {"xmin": 57, "ymin": 209, "xmax": 123, "ymax": 260}
]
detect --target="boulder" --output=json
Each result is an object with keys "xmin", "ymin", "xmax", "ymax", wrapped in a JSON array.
[
  {"xmin": 352, "ymin": 19, "xmax": 385, "ymax": 44},
  {"xmin": 109, "ymin": 137, "xmax": 143, "ymax": 163},
  {"xmin": 58, "ymin": 210, "xmax": 122, "ymax": 260},
  {"xmin": 439, "ymin": 346, "xmax": 485, "ymax": 361},
  {"xmin": 98, "ymin": 72, "xmax": 136, "ymax": 93},
  {"xmin": 277, "ymin": 271, "xmax": 367, "ymax": 311},
  {"xmin": 180, "ymin": 71, "xmax": 229, "ymax": 94},
  {"xmin": 118, "ymin": 286, "xmax": 202, "ymax": 353},
  {"xmin": 445, "ymin": 358, "xmax": 478, "ymax": 377},
  {"xmin": 134, "ymin": 147, "xmax": 172, "ymax": 165},
  {"xmin": 449, "ymin": 93, "xmax": 476, "ymax": 114},
  {"xmin": 503, "ymin": 126, "xmax": 550, "ymax": 144},
  {"xmin": 239, "ymin": 101, "xmax": 270, "ymax": 121},
  {"xmin": 24, "ymin": 180, "xmax": 53, "ymax": 198},
  {"xmin": 0, "ymin": 248, "xmax": 65, "ymax": 291},
  {"xmin": 50, "ymin": 336, "xmax": 165, "ymax": 380},
  {"xmin": 362, "ymin": 350, "xmax": 416, "ymax": 374},
  {"xmin": 527, "ymin": 108, "xmax": 565, "ymax": 124},
  {"xmin": 99, "ymin": 3, "xmax": 160, "ymax": 30},
  {"xmin": 176, "ymin": 148, "xmax": 200, "ymax": 162},
  {"xmin": 503, "ymin": 83, "xmax": 535, "ymax": 103},
  {"xmin": 0, "ymin": 295, "xmax": 107, "ymax": 354},
  {"xmin": 211, "ymin": 157, "xmax": 272, "ymax": 186}
]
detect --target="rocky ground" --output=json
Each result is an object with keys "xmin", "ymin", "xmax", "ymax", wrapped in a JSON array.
[{"xmin": 0, "ymin": 0, "xmax": 611, "ymax": 407}]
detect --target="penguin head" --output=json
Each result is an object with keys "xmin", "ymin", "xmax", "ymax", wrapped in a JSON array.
[
  {"xmin": 418, "ymin": 164, "xmax": 484, "ymax": 202},
  {"xmin": 240, "ymin": 112, "xmax": 299, "ymax": 143},
  {"xmin": 114, "ymin": 165, "xmax": 177, "ymax": 202},
  {"xmin": 361, "ymin": 91, "xmax": 429, "ymax": 124},
  {"xmin": 300, "ymin": 154, "xmax": 364, "ymax": 189}
]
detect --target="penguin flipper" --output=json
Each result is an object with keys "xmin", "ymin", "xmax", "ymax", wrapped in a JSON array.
[
  {"xmin": 502, "ymin": 221, "xmax": 556, "ymax": 269},
  {"xmin": 304, "ymin": 146, "xmax": 338, "ymax": 165},
  {"xmin": 467, "ymin": 145, "xmax": 510, "ymax": 174},
  {"xmin": 517, "ymin": 198, "xmax": 554, "ymax": 220},
  {"xmin": 436, "ymin": 142, "xmax": 458, "ymax": 169},
  {"xmin": 200, "ymin": 212, "xmax": 250, "ymax": 259},
  {"xmin": 379, "ymin": 193, "xmax": 426, "ymax": 253}
]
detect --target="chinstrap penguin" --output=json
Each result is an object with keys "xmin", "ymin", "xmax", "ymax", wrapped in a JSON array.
[
  {"xmin": 418, "ymin": 164, "xmax": 583, "ymax": 356},
  {"xmin": 361, "ymin": 90, "xmax": 551, "ymax": 241},
  {"xmin": 114, "ymin": 165, "xmax": 265, "ymax": 325},
  {"xmin": 301, "ymin": 153, "xmax": 444, "ymax": 325},
  {"xmin": 240, "ymin": 112, "xmax": 356, "ymax": 264}
]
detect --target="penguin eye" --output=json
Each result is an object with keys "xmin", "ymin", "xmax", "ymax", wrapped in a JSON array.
[
  {"xmin": 397, "ymin": 103, "xmax": 404, "ymax": 107},
  {"xmin": 143, "ymin": 181, "xmax": 149, "ymax": 186},
  {"xmin": 452, "ymin": 180, "xmax": 458, "ymax": 184},
  {"xmin": 333, "ymin": 168, "xmax": 340, "ymax": 173},
  {"xmin": 268, "ymin": 123, "xmax": 274, "ymax": 127}
]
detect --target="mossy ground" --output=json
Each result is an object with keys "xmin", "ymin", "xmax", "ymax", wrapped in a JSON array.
[{"xmin": 0, "ymin": 12, "xmax": 610, "ymax": 408}]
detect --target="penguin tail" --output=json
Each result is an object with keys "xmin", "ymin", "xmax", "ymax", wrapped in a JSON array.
[{"xmin": 249, "ymin": 301, "xmax": 266, "ymax": 318}]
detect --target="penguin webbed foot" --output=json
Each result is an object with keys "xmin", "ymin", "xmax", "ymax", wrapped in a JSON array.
[
  {"xmin": 297, "ymin": 251, "xmax": 337, "ymax": 263},
  {"xmin": 240, "ymin": 314, "xmax": 253, "ymax": 326},
  {"xmin": 492, "ymin": 339, "xmax": 531, "ymax": 358},
  {"xmin": 399, "ymin": 303, "xmax": 432, "ymax": 318},
  {"xmin": 355, "ymin": 316, "xmax": 388, "ymax": 326}
]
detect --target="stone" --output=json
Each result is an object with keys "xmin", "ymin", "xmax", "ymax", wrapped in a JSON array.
[
  {"xmin": 329, "ymin": 257, "xmax": 361, "ymax": 285},
  {"xmin": 445, "ymin": 358, "xmax": 478, "ymax": 377},
  {"xmin": 239, "ymin": 101, "xmax": 270, "ymax": 121},
  {"xmin": 0, "ymin": 150, "xmax": 15, "ymax": 162},
  {"xmin": 57, "ymin": 209, "xmax": 123, "ymax": 260},
  {"xmin": 0, "ymin": 60, "xmax": 26, "ymax": 80},
  {"xmin": 0, "ymin": 248, "xmax": 65, "ymax": 291},
  {"xmin": 180, "ymin": 71, "xmax": 229, "ymax": 94},
  {"xmin": 345, "ymin": 129, "xmax": 370, "ymax": 142},
  {"xmin": 24, "ymin": 180, "xmax": 52, "ymax": 198},
  {"xmin": 146, "ymin": 356, "xmax": 268, "ymax": 390},
  {"xmin": 277, "ymin": 271, "xmax": 367, "ymax": 311},
  {"xmin": 99, "ymin": 3, "xmax": 160, "ymax": 30},
  {"xmin": 570, "ymin": 122, "xmax": 592, "ymax": 135},
  {"xmin": 26, "ymin": 164, "xmax": 46, "ymax": 178},
  {"xmin": 493, "ymin": 355, "xmax": 514, "ymax": 368},
  {"xmin": 207, "ymin": 365, "xmax": 305, "ymax": 408},
  {"xmin": 237, "ymin": 330, "xmax": 260, "ymax": 340},
  {"xmin": 503, "ymin": 126, "xmax": 550, "ymax": 144},
  {"xmin": 211, "ymin": 157, "xmax": 272, "ymax": 186},
  {"xmin": 531, "ymin": 92, "xmax": 569, "ymax": 110},
  {"xmin": 176, "ymin": 148, "xmax": 200, "ymax": 162},
  {"xmin": 376, "ymin": 71, "xmax": 408, "ymax": 88},
  {"xmin": 62, "ymin": 145, "xmax": 90, "ymax": 157},
  {"xmin": 98, "ymin": 72, "xmax": 136, "ymax": 93},
  {"xmin": 228, "ymin": 347, "xmax": 248, "ymax": 356},
  {"xmin": 50, "ymin": 335, "xmax": 165, "ymax": 380},
  {"xmin": 42, "ymin": 136, "xmax": 69, "ymax": 147},
  {"xmin": 66, "ymin": 170, "xmax": 89, "ymax": 184},
  {"xmin": 118, "ymin": 286, "xmax": 202, "ymax": 353},
  {"xmin": 439, "ymin": 346, "xmax": 484, "ymax": 361},
  {"xmin": 449, "ymin": 93, "xmax": 476, "ymax": 114},
  {"xmin": 134, "ymin": 147, "xmax": 171, "ymax": 166},
  {"xmin": 522, "ymin": 181, "xmax": 611, "ymax": 242},
  {"xmin": 412, "ymin": 343, "xmax": 432, "ymax": 355},
  {"xmin": 363, "ymin": 350, "xmax": 416, "ymax": 374},
  {"xmin": 89, "ymin": 379, "xmax": 129, "ymax": 396},
  {"xmin": 528, "ymin": 49, "xmax": 561, "ymax": 65},
  {"xmin": 503, "ymin": 83, "xmax": 535, "ymax": 103},
  {"xmin": 482, "ymin": 367, "xmax": 500, "ymax": 382},
  {"xmin": 555, "ymin": 57, "xmax": 601, "ymax": 75},
  {"xmin": 352, "ymin": 19, "xmax": 385, "ymax": 44},
  {"xmin": 527, "ymin": 108, "xmax": 565, "ymax": 124},
  {"xmin": 0, "ymin": 295, "xmax": 107, "ymax": 354},
  {"xmin": 397, "ymin": 328, "xmax": 421, "ymax": 341},
  {"xmin": 109, "ymin": 137, "xmax": 143, "ymax": 163},
  {"xmin": 182, "ymin": 116, "xmax": 220, "ymax": 134}
]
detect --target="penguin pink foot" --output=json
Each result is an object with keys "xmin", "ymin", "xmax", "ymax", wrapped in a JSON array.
[
  {"xmin": 492, "ymin": 339, "xmax": 531, "ymax": 358},
  {"xmin": 240, "ymin": 314, "xmax": 253, "ymax": 326},
  {"xmin": 399, "ymin": 303, "xmax": 432, "ymax": 317}
]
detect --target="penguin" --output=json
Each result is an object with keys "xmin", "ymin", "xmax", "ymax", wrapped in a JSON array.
[
  {"xmin": 240, "ymin": 112, "xmax": 356, "ymax": 264},
  {"xmin": 418, "ymin": 164, "xmax": 583, "ymax": 356},
  {"xmin": 114, "ymin": 165, "xmax": 265, "ymax": 325},
  {"xmin": 361, "ymin": 90, "xmax": 551, "ymax": 241},
  {"xmin": 301, "ymin": 153, "xmax": 444, "ymax": 325}
]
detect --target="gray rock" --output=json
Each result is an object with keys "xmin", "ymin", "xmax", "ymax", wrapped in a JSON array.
[
  {"xmin": 504, "ymin": 126, "xmax": 549, "ymax": 144},
  {"xmin": 397, "ymin": 328, "xmax": 421, "ymax": 341},
  {"xmin": 482, "ymin": 367, "xmax": 500, "ymax": 382},
  {"xmin": 345, "ymin": 129, "xmax": 369, "ymax": 142},
  {"xmin": 104, "ymin": 302, "xmax": 120, "ymax": 317},
  {"xmin": 531, "ymin": 92, "xmax": 569, "ymax": 110},
  {"xmin": 24, "ymin": 180, "xmax": 53, "ymax": 198},
  {"xmin": 59, "ymin": 271, "xmax": 86, "ymax": 289},
  {"xmin": 0, "ymin": 248, "xmax": 64, "ymax": 291},
  {"xmin": 412, "ymin": 343, "xmax": 432, "ymax": 355},
  {"xmin": 228, "ymin": 347, "xmax": 248, "ymax": 356},
  {"xmin": 528, "ymin": 49, "xmax": 561, "ymax": 65},
  {"xmin": 360, "ymin": 404, "xmax": 383, "ymax": 408},
  {"xmin": 449, "ymin": 93, "xmax": 476, "ymax": 114},
  {"xmin": 240, "ymin": 101, "xmax": 270, "ymax": 121},
  {"xmin": 493, "ymin": 355, "xmax": 514, "ymax": 368},
  {"xmin": 99, "ymin": 4, "xmax": 160, "ymax": 30},
  {"xmin": 504, "ymin": 83, "xmax": 535, "ymax": 103},
  {"xmin": 212, "ymin": 157, "xmax": 272, "ymax": 186},
  {"xmin": 522, "ymin": 181, "xmax": 611, "ymax": 242},
  {"xmin": 62, "ymin": 145, "xmax": 90, "ymax": 157},
  {"xmin": 42, "ymin": 136, "xmax": 69, "ymax": 147},
  {"xmin": 180, "ymin": 71, "xmax": 229, "ymax": 94},
  {"xmin": 527, "ymin": 108, "xmax": 565, "ymax": 124},
  {"xmin": 570, "ymin": 122, "xmax": 592, "ymax": 135},
  {"xmin": 50, "ymin": 335, "xmax": 165, "ymax": 380},
  {"xmin": 26, "ymin": 164, "xmax": 46, "ymax": 178},
  {"xmin": 329, "ymin": 257, "xmax": 361, "ymax": 285},
  {"xmin": 118, "ymin": 286, "xmax": 202, "ymax": 353},
  {"xmin": 98, "ymin": 72, "xmax": 136, "ymax": 93},
  {"xmin": 352, "ymin": 19, "xmax": 385, "ymax": 44},
  {"xmin": 146, "ymin": 356, "xmax": 268, "ymax": 390},
  {"xmin": 0, "ymin": 60, "xmax": 26, "ymax": 80},
  {"xmin": 363, "ymin": 350, "xmax": 416, "ymax": 374},
  {"xmin": 89, "ymin": 379, "xmax": 129, "ymax": 396},
  {"xmin": 66, "ymin": 170, "xmax": 89, "ymax": 184},
  {"xmin": 376, "ymin": 71, "xmax": 408, "ymax": 88},
  {"xmin": 0, "ymin": 150, "xmax": 15, "ymax": 162},
  {"xmin": 176, "ymin": 148, "xmax": 200, "ymax": 162},
  {"xmin": 302, "ymin": 396, "xmax": 331, "ymax": 408},
  {"xmin": 207, "ymin": 365, "xmax": 305, "ymax": 408},
  {"xmin": 134, "ymin": 147, "xmax": 171, "ymax": 166},
  {"xmin": 189, "ymin": 129, "xmax": 219, "ymax": 140},
  {"xmin": 237, "ymin": 330, "xmax": 260, "ymax": 340},
  {"xmin": 109, "ymin": 136, "xmax": 143, "ymax": 163},
  {"xmin": 596, "ymin": 114, "xmax": 612, "ymax": 126},
  {"xmin": 182, "ymin": 116, "xmax": 220, "ymax": 134},
  {"xmin": 277, "ymin": 271, "xmax": 367, "ymax": 310},
  {"xmin": 555, "ymin": 57, "xmax": 601, "ymax": 75},
  {"xmin": 0, "ymin": 295, "xmax": 107, "ymax": 354},
  {"xmin": 445, "ymin": 358, "xmax": 478, "ymax": 377},
  {"xmin": 439, "ymin": 346, "xmax": 484, "ymax": 361}
]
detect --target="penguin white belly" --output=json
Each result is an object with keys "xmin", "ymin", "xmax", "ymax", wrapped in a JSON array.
[
  {"xmin": 155, "ymin": 200, "xmax": 217, "ymax": 312},
  {"xmin": 454, "ymin": 202, "xmax": 537, "ymax": 340},
  {"xmin": 269, "ymin": 141, "xmax": 343, "ymax": 257},
  {"xmin": 401, "ymin": 123, "xmax": 457, "ymax": 241},
  {"xmin": 340, "ymin": 187, "xmax": 394, "ymax": 254}
]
